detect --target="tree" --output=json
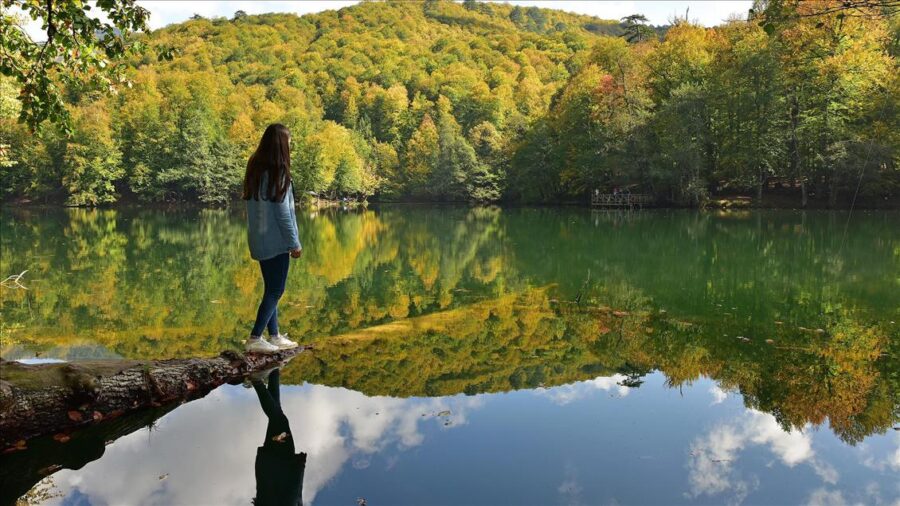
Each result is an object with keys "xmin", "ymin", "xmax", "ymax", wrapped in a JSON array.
[
  {"xmin": 0, "ymin": 0, "xmax": 169, "ymax": 131},
  {"xmin": 621, "ymin": 14, "xmax": 655, "ymax": 42},
  {"xmin": 60, "ymin": 103, "xmax": 123, "ymax": 206},
  {"xmin": 403, "ymin": 114, "xmax": 440, "ymax": 196}
]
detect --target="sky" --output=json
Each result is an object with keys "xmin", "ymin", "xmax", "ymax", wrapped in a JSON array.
[{"xmin": 15, "ymin": 1, "xmax": 754, "ymax": 41}]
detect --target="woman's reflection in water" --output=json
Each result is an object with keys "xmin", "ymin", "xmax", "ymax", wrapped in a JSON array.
[{"xmin": 250, "ymin": 368, "xmax": 306, "ymax": 506}]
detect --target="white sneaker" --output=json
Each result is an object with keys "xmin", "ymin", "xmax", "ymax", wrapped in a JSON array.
[
  {"xmin": 268, "ymin": 333, "xmax": 298, "ymax": 350},
  {"xmin": 245, "ymin": 337, "xmax": 279, "ymax": 354}
]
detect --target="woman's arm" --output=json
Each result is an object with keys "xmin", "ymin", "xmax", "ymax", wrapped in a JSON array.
[{"xmin": 272, "ymin": 187, "xmax": 301, "ymax": 253}]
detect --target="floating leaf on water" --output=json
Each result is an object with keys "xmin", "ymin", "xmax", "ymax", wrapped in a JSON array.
[
  {"xmin": 158, "ymin": 473, "xmax": 169, "ymax": 481},
  {"xmin": 437, "ymin": 410, "xmax": 451, "ymax": 417},
  {"xmin": 356, "ymin": 498, "xmax": 367, "ymax": 506}
]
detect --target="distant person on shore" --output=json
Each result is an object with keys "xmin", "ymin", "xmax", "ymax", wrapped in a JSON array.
[{"xmin": 242, "ymin": 124, "xmax": 302, "ymax": 354}]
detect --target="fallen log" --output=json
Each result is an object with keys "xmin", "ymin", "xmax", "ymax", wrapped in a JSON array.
[
  {"xmin": 0, "ymin": 347, "xmax": 309, "ymax": 450},
  {"xmin": 1, "ymin": 403, "xmax": 180, "ymax": 505}
]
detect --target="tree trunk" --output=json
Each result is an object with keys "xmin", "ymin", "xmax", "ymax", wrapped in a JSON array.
[
  {"xmin": 789, "ymin": 94, "xmax": 805, "ymax": 208},
  {"xmin": 756, "ymin": 170, "xmax": 765, "ymax": 202},
  {"xmin": 0, "ymin": 348, "xmax": 308, "ymax": 450}
]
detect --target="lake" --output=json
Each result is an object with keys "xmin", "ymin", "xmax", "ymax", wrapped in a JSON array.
[{"xmin": 1, "ymin": 205, "xmax": 898, "ymax": 505}]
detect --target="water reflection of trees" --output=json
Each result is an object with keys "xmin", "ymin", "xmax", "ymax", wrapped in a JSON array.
[{"xmin": 1, "ymin": 207, "xmax": 896, "ymax": 443}]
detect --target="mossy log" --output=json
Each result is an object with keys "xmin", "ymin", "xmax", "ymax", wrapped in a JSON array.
[{"xmin": 0, "ymin": 348, "xmax": 308, "ymax": 450}]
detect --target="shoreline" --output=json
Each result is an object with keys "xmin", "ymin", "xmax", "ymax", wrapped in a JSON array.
[{"xmin": 1, "ymin": 194, "xmax": 898, "ymax": 211}]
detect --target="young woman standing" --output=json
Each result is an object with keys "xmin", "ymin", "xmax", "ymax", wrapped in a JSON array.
[{"xmin": 242, "ymin": 124, "xmax": 302, "ymax": 353}]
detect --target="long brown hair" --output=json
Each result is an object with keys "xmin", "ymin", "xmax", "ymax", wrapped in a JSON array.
[{"xmin": 242, "ymin": 123, "xmax": 292, "ymax": 202}]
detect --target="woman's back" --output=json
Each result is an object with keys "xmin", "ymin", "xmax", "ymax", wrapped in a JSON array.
[{"xmin": 246, "ymin": 177, "xmax": 300, "ymax": 261}]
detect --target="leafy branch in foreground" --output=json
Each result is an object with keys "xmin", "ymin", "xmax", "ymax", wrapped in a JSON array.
[{"xmin": 0, "ymin": 0, "xmax": 172, "ymax": 132}]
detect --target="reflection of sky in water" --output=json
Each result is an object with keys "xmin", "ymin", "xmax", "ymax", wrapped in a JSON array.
[{"xmin": 38, "ymin": 373, "xmax": 900, "ymax": 506}]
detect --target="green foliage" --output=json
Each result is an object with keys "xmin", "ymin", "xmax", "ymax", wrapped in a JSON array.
[
  {"xmin": 1, "ymin": 0, "xmax": 896, "ymax": 206},
  {"xmin": 0, "ymin": 0, "xmax": 172, "ymax": 131},
  {"xmin": 59, "ymin": 103, "xmax": 123, "ymax": 206}
]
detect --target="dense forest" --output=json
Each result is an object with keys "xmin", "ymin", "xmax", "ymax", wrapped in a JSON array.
[{"xmin": 1, "ymin": 0, "xmax": 898, "ymax": 206}]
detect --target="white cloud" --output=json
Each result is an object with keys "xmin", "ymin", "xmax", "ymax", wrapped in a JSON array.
[
  {"xmin": 687, "ymin": 410, "xmax": 840, "ymax": 505},
  {"xmin": 710, "ymin": 385, "xmax": 728, "ymax": 405},
  {"xmin": 804, "ymin": 488, "xmax": 868, "ymax": 506},
  {"xmin": 43, "ymin": 383, "xmax": 484, "ymax": 506},
  {"xmin": 859, "ymin": 433, "xmax": 900, "ymax": 474},
  {"xmin": 535, "ymin": 374, "xmax": 631, "ymax": 405}
]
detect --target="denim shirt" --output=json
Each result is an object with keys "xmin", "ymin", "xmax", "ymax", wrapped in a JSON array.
[{"xmin": 246, "ymin": 178, "xmax": 301, "ymax": 261}]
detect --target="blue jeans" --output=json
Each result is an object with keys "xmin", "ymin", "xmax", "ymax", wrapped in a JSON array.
[{"xmin": 251, "ymin": 253, "xmax": 290, "ymax": 337}]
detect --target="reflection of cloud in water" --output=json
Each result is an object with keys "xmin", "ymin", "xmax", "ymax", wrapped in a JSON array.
[
  {"xmin": 859, "ymin": 433, "xmax": 900, "ymax": 474},
  {"xmin": 535, "ymin": 374, "xmax": 630, "ymax": 405},
  {"xmin": 557, "ymin": 463, "xmax": 583, "ymax": 506},
  {"xmin": 803, "ymin": 488, "xmax": 869, "ymax": 506},
  {"xmin": 687, "ymin": 410, "xmax": 839, "ymax": 506},
  {"xmin": 709, "ymin": 385, "xmax": 728, "ymax": 405},
  {"xmin": 47, "ymin": 384, "xmax": 483, "ymax": 506},
  {"xmin": 287, "ymin": 385, "xmax": 483, "ymax": 504}
]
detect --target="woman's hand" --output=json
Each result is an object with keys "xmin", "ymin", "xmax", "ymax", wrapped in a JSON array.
[{"xmin": 290, "ymin": 248, "xmax": 303, "ymax": 258}]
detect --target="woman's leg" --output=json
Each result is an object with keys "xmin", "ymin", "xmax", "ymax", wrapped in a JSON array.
[
  {"xmin": 253, "ymin": 370, "xmax": 293, "ymax": 451},
  {"xmin": 251, "ymin": 254, "xmax": 290, "ymax": 337},
  {"xmin": 263, "ymin": 253, "xmax": 290, "ymax": 336},
  {"xmin": 266, "ymin": 307, "xmax": 279, "ymax": 337}
]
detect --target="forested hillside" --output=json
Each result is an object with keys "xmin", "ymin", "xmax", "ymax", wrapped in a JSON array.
[{"xmin": 1, "ymin": 0, "xmax": 897, "ymax": 206}]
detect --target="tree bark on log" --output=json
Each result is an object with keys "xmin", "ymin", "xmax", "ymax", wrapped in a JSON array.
[{"xmin": 0, "ymin": 348, "xmax": 309, "ymax": 450}]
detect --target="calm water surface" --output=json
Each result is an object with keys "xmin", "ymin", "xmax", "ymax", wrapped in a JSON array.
[{"xmin": 1, "ymin": 206, "xmax": 898, "ymax": 505}]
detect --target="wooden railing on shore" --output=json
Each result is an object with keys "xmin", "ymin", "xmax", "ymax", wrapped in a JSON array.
[{"xmin": 591, "ymin": 192, "xmax": 654, "ymax": 208}]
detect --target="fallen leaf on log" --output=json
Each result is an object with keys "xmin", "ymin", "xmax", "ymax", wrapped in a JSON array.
[
  {"xmin": 3, "ymin": 440, "xmax": 27, "ymax": 453},
  {"xmin": 68, "ymin": 411, "xmax": 83, "ymax": 422},
  {"xmin": 93, "ymin": 411, "xmax": 103, "ymax": 422},
  {"xmin": 53, "ymin": 433, "xmax": 71, "ymax": 443},
  {"xmin": 185, "ymin": 380, "xmax": 197, "ymax": 391}
]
